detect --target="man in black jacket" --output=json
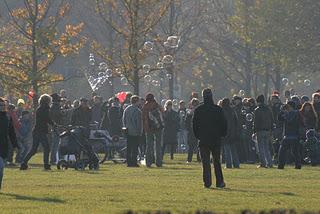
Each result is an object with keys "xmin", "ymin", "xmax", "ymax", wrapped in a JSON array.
[
  {"xmin": 193, "ymin": 88, "xmax": 227, "ymax": 188},
  {"xmin": 253, "ymin": 95, "xmax": 274, "ymax": 168},
  {"xmin": 71, "ymin": 98, "xmax": 92, "ymax": 128},
  {"xmin": 0, "ymin": 97, "xmax": 18, "ymax": 190},
  {"xmin": 20, "ymin": 94, "xmax": 55, "ymax": 170}
]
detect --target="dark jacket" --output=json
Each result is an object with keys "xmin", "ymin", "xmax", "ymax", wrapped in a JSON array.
[
  {"xmin": 0, "ymin": 112, "xmax": 18, "ymax": 159},
  {"xmin": 108, "ymin": 105, "xmax": 122, "ymax": 136},
  {"xmin": 192, "ymin": 100, "xmax": 227, "ymax": 146},
  {"xmin": 34, "ymin": 104, "xmax": 54, "ymax": 134},
  {"xmin": 142, "ymin": 101, "xmax": 163, "ymax": 134},
  {"xmin": 71, "ymin": 106, "xmax": 92, "ymax": 128},
  {"xmin": 278, "ymin": 110, "xmax": 302, "ymax": 139},
  {"xmin": 163, "ymin": 109, "xmax": 180, "ymax": 145},
  {"xmin": 222, "ymin": 106, "xmax": 239, "ymax": 144},
  {"xmin": 50, "ymin": 102, "xmax": 64, "ymax": 125},
  {"xmin": 253, "ymin": 104, "xmax": 273, "ymax": 132}
]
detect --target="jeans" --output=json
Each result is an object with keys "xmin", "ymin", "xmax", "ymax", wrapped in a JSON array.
[
  {"xmin": 50, "ymin": 132, "xmax": 60, "ymax": 164},
  {"xmin": 257, "ymin": 131, "xmax": 273, "ymax": 167},
  {"xmin": 199, "ymin": 143, "xmax": 224, "ymax": 187},
  {"xmin": 23, "ymin": 132, "xmax": 50, "ymax": 166},
  {"xmin": 278, "ymin": 138, "xmax": 302, "ymax": 169},
  {"xmin": 146, "ymin": 131, "xmax": 162, "ymax": 167},
  {"xmin": 224, "ymin": 144, "xmax": 240, "ymax": 168},
  {"xmin": 126, "ymin": 135, "xmax": 140, "ymax": 166},
  {"xmin": 177, "ymin": 130, "xmax": 188, "ymax": 152},
  {"xmin": 0, "ymin": 157, "xmax": 4, "ymax": 189}
]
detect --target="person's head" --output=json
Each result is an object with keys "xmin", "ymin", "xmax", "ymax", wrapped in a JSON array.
[
  {"xmin": 17, "ymin": 99, "xmax": 25, "ymax": 109},
  {"xmin": 51, "ymin": 93, "xmax": 61, "ymax": 103},
  {"xmin": 221, "ymin": 98, "xmax": 231, "ymax": 109},
  {"xmin": 80, "ymin": 98, "xmax": 88, "ymax": 108},
  {"xmin": 93, "ymin": 96, "xmax": 102, "ymax": 104},
  {"xmin": 21, "ymin": 110, "xmax": 30, "ymax": 120},
  {"xmin": 270, "ymin": 95, "xmax": 281, "ymax": 106},
  {"xmin": 165, "ymin": 100, "xmax": 173, "ymax": 111},
  {"xmin": 202, "ymin": 88, "xmax": 213, "ymax": 105},
  {"xmin": 248, "ymin": 98, "xmax": 256, "ymax": 108},
  {"xmin": 287, "ymin": 101, "xmax": 296, "ymax": 111},
  {"xmin": 232, "ymin": 95, "xmax": 242, "ymax": 106},
  {"xmin": 301, "ymin": 95, "xmax": 309, "ymax": 105},
  {"xmin": 312, "ymin": 93, "xmax": 320, "ymax": 104},
  {"xmin": 190, "ymin": 98, "xmax": 200, "ymax": 109},
  {"xmin": 73, "ymin": 99, "xmax": 80, "ymax": 108},
  {"xmin": 146, "ymin": 93, "xmax": 155, "ymax": 103},
  {"xmin": 284, "ymin": 90, "xmax": 291, "ymax": 99},
  {"xmin": 0, "ymin": 97, "xmax": 7, "ymax": 112},
  {"xmin": 39, "ymin": 94, "xmax": 52, "ymax": 107},
  {"xmin": 130, "ymin": 95, "xmax": 140, "ymax": 106},
  {"xmin": 256, "ymin": 95, "xmax": 265, "ymax": 105},
  {"xmin": 300, "ymin": 102, "xmax": 316, "ymax": 115},
  {"xmin": 179, "ymin": 100, "xmax": 185, "ymax": 110},
  {"xmin": 291, "ymin": 95, "xmax": 301, "ymax": 109}
]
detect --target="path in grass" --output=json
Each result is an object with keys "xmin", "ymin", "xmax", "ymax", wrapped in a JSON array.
[{"xmin": 1, "ymin": 154, "xmax": 319, "ymax": 213}]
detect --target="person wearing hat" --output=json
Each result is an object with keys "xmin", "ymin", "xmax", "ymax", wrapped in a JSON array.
[
  {"xmin": 253, "ymin": 95, "xmax": 274, "ymax": 168},
  {"xmin": 142, "ymin": 93, "xmax": 164, "ymax": 167},
  {"xmin": 49, "ymin": 93, "xmax": 64, "ymax": 165},
  {"xmin": 71, "ymin": 98, "xmax": 92, "ymax": 128},
  {"xmin": 193, "ymin": 88, "xmax": 227, "ymax": 188},
  {"xmin": 277, "ymin": 101, "xmax": 302, "ymax": 169},
  {"xmin": 0, "ymin": 97, "xmax": 18, "ymax": 190}
]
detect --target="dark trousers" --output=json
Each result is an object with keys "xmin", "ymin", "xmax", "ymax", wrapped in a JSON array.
[
  {"xmin": 199, "ymin": 143, "xmax": 224, "ymax": 187},
  {"xmin": 162, "ymin": 143, "xmax": 176, "ymax": 160},
  {"xmin": 278, "ymin": 139, "xmax": 302, "ymax": 169},
  {"xmin": 187, "ymin": 138, "xmax": 200, "ymax": 162},
  {"xmin": 127, "ymin": 135, "xmax": 140, "ymax": 166},
  {"xmin": 23, "ymin": 132, "xmax": 50, "ymax": 166}
]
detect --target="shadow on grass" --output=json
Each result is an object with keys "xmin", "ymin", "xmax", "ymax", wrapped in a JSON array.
[
  {"xmin": 0, "ymin": 192, "xmax": 65, "ymax": 203},
  {"xmin": 213, "ymin": 187, "xmax": 297, "ymax": 196}
]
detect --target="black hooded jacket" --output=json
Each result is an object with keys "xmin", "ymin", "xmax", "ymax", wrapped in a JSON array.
[
  {"xmin": 0, "ymin": 112, "xmax": 18, "ymax": 159},
  {"xmin": 192, "ymin": 98, "xmax": 227, "ymax": 145}
]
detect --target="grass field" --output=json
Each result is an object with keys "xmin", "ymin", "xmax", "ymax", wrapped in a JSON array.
[{"xmin": 0, "ymin": 153, "xmax": 320, "ymax": 214}]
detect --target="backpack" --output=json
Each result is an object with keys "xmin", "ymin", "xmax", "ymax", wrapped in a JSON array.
[{"xmin": 148, "ymin": 107, "xmax": 164, "ymax": 130}]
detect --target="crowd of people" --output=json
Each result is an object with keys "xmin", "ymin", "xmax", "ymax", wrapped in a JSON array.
[{"xmin": 1, "ymin": 87, "xmax": 320, "ymax": 189}]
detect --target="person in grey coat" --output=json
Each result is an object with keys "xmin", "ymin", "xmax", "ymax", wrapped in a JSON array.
[{"xmin": 122, "ymin": 96, "xmax": 143, "ymax": 167}]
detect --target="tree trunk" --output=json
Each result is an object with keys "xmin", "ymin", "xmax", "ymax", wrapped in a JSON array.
[
  {"xmin": 31, "ymin": 0, "xmax": 39, "ymax": 110},
  {"xmin": 167, "ymin": 0, "xmax": 175, "ymax": 99}
]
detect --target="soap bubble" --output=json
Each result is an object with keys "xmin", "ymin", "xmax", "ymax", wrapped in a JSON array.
[
  {"xmin": 99, "ymin": 62, "xmax": 108, "ymax": 71},
  {"xmin": 106, "ymin": 69, "xmax": 112, "ymax": 78},
  {"xmin": 172, "ymin": 99, "xmax": 179, "ymax": 106},
  {"xmin": 89, "ymin": 58, "xmax": 95, "ymax": 66},
  {"xmin": 246, "ymin": 113, "xmax": 253, "ymax": 122},
  {"xmin": 241, "ymin": 110, "xmax": 246, "ymax": 115},
  {"xmin": 166, "ymin": 73, "xmax": 172, "ymax": 80},
  {"xmin": 164, "ymin": 36, "xmax": 180, "ymax": 48},
  {"xmin": 239, "ymin": 90, "xmax": 245, "ymax": 97},
  {"xmin": 242, "ymin": 125, "xmax": 247, "ymax": 130},
  {"xmin": 157, "ymin": 62, "xmax": 164, "ymax": 69},
  {"xmin": 143, "ymin": 41, "xmax": 154, "ymax": 51},
  {"xmin": 121, "ymin": 77, "xmax": 128, "ymax": 85},
  {"xmin": 179, "ymin": 111, "xmax": 186, "ymax": 118},
  {"xmin": 162, "ymin": 55, "xmax": 173, "ymax": 64},
  {"xmin": 142, "ymin": 64, "xmax": 151, "ymax": 73},
  {"xmin": 161, "ymin": 99, "xmax": 167, "ymax": 107},
  {"xmin": 304, "ymin": 79, "xmax": 311, "ymax": 87},
  {"xmin": 98, "ymin": 72, "xmax": 105, "ymax": 77},
  {"xmin": 144, "ymin": 75, "xmax": 152, "ymax": 83},
  {"xmin": 282, "ymin": 78, "xmax": 289, "ymax": 86}
]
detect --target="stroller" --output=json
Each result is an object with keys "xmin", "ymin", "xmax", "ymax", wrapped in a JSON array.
[{"xmin": 57, "ymin": 126, "xmax": 101, "ymax": 170}]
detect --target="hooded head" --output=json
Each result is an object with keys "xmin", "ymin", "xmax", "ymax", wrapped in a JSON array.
[
  {"xmin": 146, "ymin": 93, "xmax": 155, "ymax": 102},
  {"xmin": 202, "ymin": 88, "xmax": 214, "ymax": 105},
  {"xmin": 256, "ymin": 95, "xmax": 265, "ymax": 106}
]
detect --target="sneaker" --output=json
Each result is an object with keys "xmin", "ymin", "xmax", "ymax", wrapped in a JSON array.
[
  {"xmin": 257, "ymin": 164, "xmax": 267, "ymax": 169},
  {"xmin": 216, "ymin": 182, "xmax": 226, "ymax": 188},
  {"xmin": 20, "ymin": 163, "xmax": 28, "ymax": 170}
]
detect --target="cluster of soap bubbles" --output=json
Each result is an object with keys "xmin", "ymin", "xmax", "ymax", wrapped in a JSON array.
[
  {"xmin": 282, "ymin": 77, "xmax": 311, "ymax": 87},
  {"xmin": 87, "ymin": 54, "xmax": 114, "ymax": 91}
]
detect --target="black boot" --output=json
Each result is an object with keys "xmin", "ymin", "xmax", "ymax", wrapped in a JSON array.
[{"xmin": 44, "ymin": 164, "xmax": 51, "ymax": 170}]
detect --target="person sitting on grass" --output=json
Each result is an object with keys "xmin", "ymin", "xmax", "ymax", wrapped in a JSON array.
[{"xmin": 0, "ymin": 97, "xmax": 18, "ymax": 190}]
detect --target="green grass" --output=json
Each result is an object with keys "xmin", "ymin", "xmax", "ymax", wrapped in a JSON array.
[{"xmin": 1, "ymin": 154, "xmax": 320, "ymax": 214}]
